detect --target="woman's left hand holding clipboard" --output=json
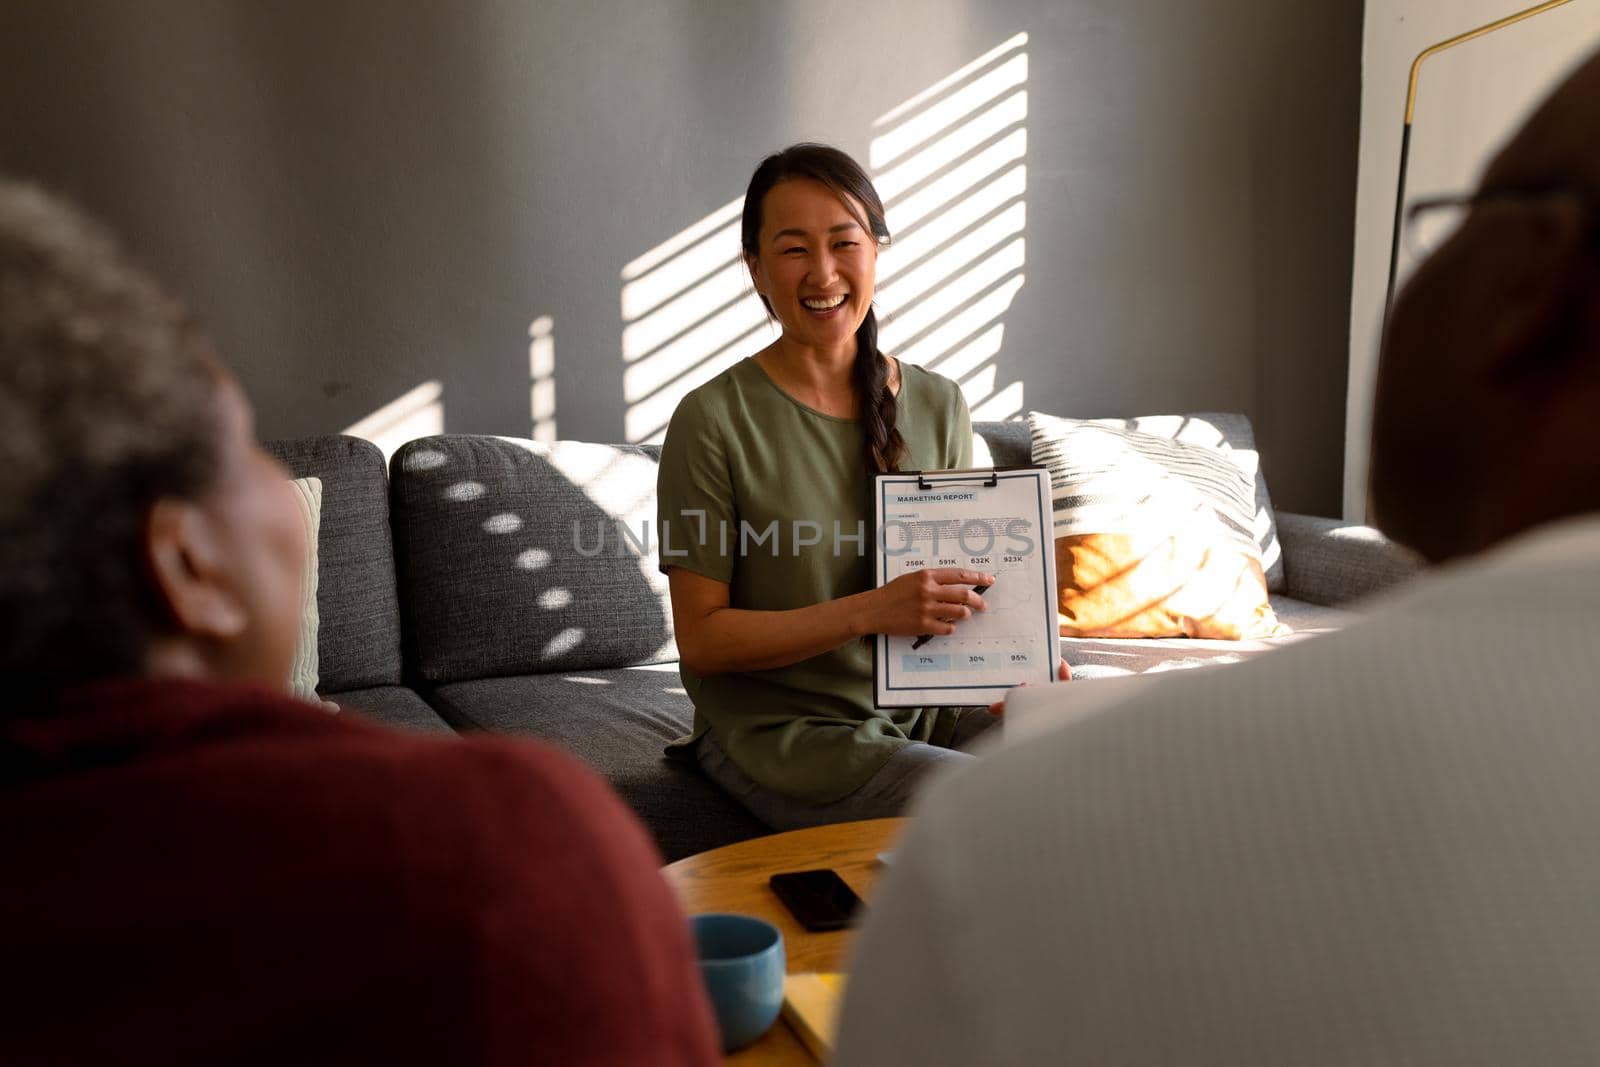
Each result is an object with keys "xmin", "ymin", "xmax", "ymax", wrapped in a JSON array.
[{"xmin": 987, "ymin": 661, "xmax": 1071, "ymax": 716}]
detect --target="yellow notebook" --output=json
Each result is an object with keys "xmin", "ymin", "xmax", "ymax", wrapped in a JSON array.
[{"xmin": 782, "ymin": 972, "xmax": 848, "ymax": 1058}]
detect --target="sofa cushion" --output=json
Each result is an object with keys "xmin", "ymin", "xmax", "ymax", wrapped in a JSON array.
[
  {"xmin": 424, "ymin": 666, "xmax": 767, "ymax": 861},
  {"xmin": 265, "ymin": 436, "xmax": 404, "ymax": 689},
  {"xmin": 976, "ymin": 414, "xmax": 1285, "ymax": 591},
  {"xmin": 973, "ymin": 420, "xmax": 1031, "ymax": 467},
  {"xmin": 327, "ymin": 685, "xmax": 456, "ymax": 734},
  {"xmin": 1276, "ymin": 511, "xmax": 1425, "ymax": 607},
  {"xmin": 390, "ymin": 436, "xmax": 677, "ymax": 684},
  {"xmin": 1062, "ymin": 595, "xmax": 1347, "ymax": 680}
]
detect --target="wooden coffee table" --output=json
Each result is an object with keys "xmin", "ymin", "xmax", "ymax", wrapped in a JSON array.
[{"xmin": 663, "ymin": 818, "xmax": 906, "ymax": 1065}]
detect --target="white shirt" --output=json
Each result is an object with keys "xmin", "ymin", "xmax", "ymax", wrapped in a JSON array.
[{"xmin": 835, "ymin": 516, "xmax": 1600, "ymax": 1066}]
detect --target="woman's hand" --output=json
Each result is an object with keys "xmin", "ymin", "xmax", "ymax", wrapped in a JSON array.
[
  {"xmin": 987, "ymin": 660, "xmax": 1072, "ymax": 716},
  {"xmin": 864, "ymin": 568, "xmax": 994, "ymax": 638}
]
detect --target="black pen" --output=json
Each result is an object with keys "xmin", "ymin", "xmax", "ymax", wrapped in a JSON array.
[{"xmin": 910, "ymin": 583, "xmax": 991, "ymax": 650}]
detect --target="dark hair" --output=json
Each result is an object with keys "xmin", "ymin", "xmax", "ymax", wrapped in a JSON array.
[
  {"xmin": 741, "ymin": 143, "xmax": 906, "ymax": 474},
  {"xmin": 0, "ymin": 178, "xmax": 224, "ymax": 688}
]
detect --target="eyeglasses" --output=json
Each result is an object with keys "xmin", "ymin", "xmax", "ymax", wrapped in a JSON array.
[{"xmin": 1402, "ymin": 186, "xmax": 1593, "ymax": 262}]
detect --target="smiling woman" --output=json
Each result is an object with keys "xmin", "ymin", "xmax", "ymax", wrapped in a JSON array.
[
  {"xmin": 742, "ymin": 146, "xmax": 901, "ymax": 464},
  {"xmin": 655, "ymin": 144, "xmax": 1038, "ymax": 832}
]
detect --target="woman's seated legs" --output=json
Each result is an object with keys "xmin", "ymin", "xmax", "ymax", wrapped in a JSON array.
[{"xmin": 695, "ymin": 711, "xmax": 999, "ymax": 832}]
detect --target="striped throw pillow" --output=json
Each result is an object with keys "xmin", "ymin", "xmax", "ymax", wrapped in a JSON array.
[
  {"xmin": 286, "ymin": 477, "xmax": 330, "ymax": 705},
  {"xmin": 1029, "ymin": 412, "xmax": 1285, "ymax": 640}
]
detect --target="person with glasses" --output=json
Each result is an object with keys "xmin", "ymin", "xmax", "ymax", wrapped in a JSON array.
[{"xmin": 834, "ymin": 47, "xmax": 1600, "ymax": 1067}]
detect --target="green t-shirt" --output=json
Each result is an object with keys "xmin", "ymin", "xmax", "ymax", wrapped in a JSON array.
[{"xmin": 656, "ymin": 356, "xmax": 977, "ymax": 804}]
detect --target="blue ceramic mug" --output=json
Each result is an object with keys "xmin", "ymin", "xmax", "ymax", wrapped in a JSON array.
[{"xmin": 690, "ymin": 913, "xmax": 786, "ymax": 1051}]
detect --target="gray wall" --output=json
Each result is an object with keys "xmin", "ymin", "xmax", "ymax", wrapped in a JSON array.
[{"xmin": 1, "ymin": 0, "xmax": 1361, "ymax": 514}]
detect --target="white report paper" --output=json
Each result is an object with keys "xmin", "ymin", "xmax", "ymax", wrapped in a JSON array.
[{"xmin": 872, "ymin": 467, "xmax": 1060, "ymax": 707}]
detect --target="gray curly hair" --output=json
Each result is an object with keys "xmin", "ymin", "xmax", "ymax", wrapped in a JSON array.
[{"xmin": 0, "ymin": 179, "xmax": 225, "ymax": 687}]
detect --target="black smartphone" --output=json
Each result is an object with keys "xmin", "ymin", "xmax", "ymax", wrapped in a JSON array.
[{"xmin": 768, "ymin": 868, "xmax": 863, "ymax": 932}]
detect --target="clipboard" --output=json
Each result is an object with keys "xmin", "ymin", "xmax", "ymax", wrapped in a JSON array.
[{"xmin": 871, "ymin": 466, "xmax": 1060, "ymax": 707}]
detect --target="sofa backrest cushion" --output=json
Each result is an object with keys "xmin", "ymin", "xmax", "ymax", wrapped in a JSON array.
[
  {"xmin": 974, "ymin": 413, "xmax": 1284, "ymax": 591},
  {"xmin": 972, "ymin": 420, "xmax": 1031, "ymax": 467},
  {"xmin": 390, "ymin": 435, "xmax": 676, "ymax": 684},
  {"xmin": 264, "ymin": 436, "xmax": 404, "ymax": 689}
]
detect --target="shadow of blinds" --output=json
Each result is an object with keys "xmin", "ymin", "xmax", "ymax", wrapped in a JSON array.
[{"xmin": 620, "ymin": 32, "xmax": 1030, "ymax": 444}]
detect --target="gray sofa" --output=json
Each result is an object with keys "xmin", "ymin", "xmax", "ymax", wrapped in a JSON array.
[{"xmin": 267, "ymin": 419, "xmax": 1422, "ymax": 863}]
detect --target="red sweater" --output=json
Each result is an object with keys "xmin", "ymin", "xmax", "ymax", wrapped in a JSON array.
[{"xmin": 0, "ymin": 678, "xmax": 719, "ymax": 1066}]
